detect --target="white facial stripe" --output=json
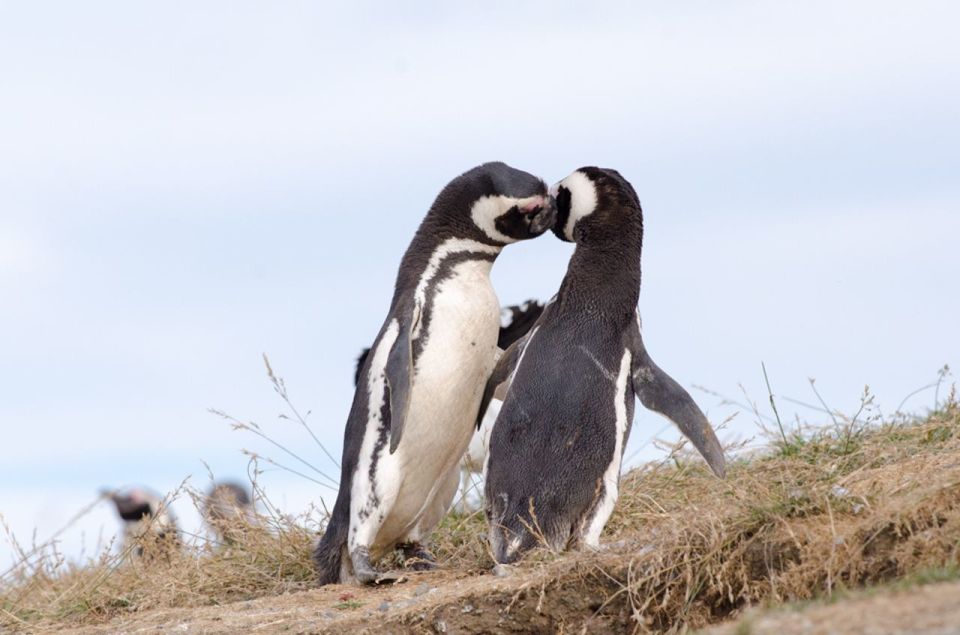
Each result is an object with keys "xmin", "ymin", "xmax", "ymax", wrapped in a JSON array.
[
  {"xmin": 412, "ymin": 237, "xmax": 501, "ymax": 340},
  {"xmin": 558, "ymin": 171, "xmax": 598, "ymax": 241},
  {"xmin": 470, "ymin": 195, "xmax": 544, "ymax": 244}
]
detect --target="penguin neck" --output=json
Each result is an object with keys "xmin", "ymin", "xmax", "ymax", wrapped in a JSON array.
[
  {"xmin": 394, "ymin": 225, "xmax": 502, "ymax": 301},
  {"xmin": 559, "ymin": 236, "xmax": 641, "ymax": 318}
]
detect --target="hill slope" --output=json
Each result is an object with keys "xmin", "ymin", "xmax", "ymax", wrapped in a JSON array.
[{"xmin": 4, "ymin": 400, "xmax": 959, "ymax": 633}]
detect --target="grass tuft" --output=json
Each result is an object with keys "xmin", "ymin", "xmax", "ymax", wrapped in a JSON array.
[{"xmin": 1, "ymin": 373, "xmax": 958, "ymax": 632}]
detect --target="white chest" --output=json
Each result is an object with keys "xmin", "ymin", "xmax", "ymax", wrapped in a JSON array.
[
  {"xmin": 411, "ymin": 258, "xmax": 499, "ymax": 410},
  {"xmin": 395, "ymin": 259, "xmax": 499, "ymax": 466}
]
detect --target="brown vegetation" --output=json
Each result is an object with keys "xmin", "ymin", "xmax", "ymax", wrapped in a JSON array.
[{"xmin": 2, "ymin": 393, "xmax": 959, "ymax": 633}]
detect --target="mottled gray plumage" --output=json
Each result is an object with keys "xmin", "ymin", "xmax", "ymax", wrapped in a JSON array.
[
  {"xmin": 203, "ymin": 481, "xmax": 254, "ymax": 545},
  {"xmin": 483, "ymin": 167, "xmax": 725, "ymax": 564}
]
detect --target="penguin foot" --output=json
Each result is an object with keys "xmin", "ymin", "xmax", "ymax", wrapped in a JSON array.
[
  {"xmin": 399, "ymin": 542, "xmax": 437, "ymax": 571},
  {"xmin": 350, "ymin": 547, "xmax": 380, "ymax": 584},
  {"xmin": 351, "ymin": 546, "xmax": 404, "ymax": 585}
]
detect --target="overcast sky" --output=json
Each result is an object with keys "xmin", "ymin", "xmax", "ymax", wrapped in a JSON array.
[{"xmin": 2, "ymin": 1, "xmax": 958, "ymax": 568}]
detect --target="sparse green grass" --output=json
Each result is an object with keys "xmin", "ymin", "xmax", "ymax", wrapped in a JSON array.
[{"xmin": 333, "ymin": 599, "xmax": 364, "ymax": 610}]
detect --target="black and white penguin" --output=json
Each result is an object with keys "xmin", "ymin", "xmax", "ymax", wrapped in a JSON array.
[
  {"xmin": 203, "ymin": 480, "xmax": 254, "ymax": 545},
  {"xmin": 315, "ymin": 162, "xmax": 556, "ymax": 585},
  {"xmin": 482, "ymin": 167, "xmax": 726, "ymax": 564},
  {"xmin": 103, "ymin": 487, "xmax": 179, "ymax": 557}
]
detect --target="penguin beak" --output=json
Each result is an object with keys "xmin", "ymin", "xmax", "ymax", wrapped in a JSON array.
[{"xmin": 527, "ymin": 196, "xmax": 557, "ymax": 235}]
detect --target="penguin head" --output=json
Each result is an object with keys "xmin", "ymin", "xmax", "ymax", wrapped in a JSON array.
[
  {"xmin": 456, "ymin": 162, "xmax": 557, "ymax": 244},
  {"xmin": 203, "ymin": 481, "xmax": 252, "ymax": 521},
  {"xmin": 103, "ymin": 487, "xmax": 161, "ymax": 522},
  {"xmin": 549, "ymin": 167, "xmax": 641, "ymax": 243}
]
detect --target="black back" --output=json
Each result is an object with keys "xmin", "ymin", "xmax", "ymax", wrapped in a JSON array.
[{"xmin": 497, "ymin": 300, "xmax": 544, "ymax": 350}]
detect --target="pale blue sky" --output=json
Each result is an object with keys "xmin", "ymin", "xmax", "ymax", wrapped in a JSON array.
[{"xmin": 1, "ymin": 1, "xmax": 958, "ymax": 566}]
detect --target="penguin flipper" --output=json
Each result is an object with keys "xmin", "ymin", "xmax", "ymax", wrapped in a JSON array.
[
  {"xmin": 354, "ymin": 348, "xmax": 371, "ymax": 387},
  {"xmin": 627, "ymin": 314, "xmax": 726, "ymax": 478},
  {"xmin": 385, "ymin": 307, "xmax": 420, "ymax": 454},
  {"xmin": 477, "ymin": 333, "xmax": 528, "ymax": 430}
]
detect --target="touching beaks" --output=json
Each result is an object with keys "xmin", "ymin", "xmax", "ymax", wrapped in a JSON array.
[{"xmin": 527, "ymin": 195, "xmax": 557, "ymax": 234}]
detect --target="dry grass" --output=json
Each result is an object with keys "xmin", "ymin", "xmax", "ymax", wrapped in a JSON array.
[
  {"xmin": 2, "ymin": 386, "xmax": 960, "ymax": 633},
  {"xmin": 600, "ymin": 396, "xmax": 960, "ymax": 630},
  {"xmin": 0, "ymin": 484, "xmax": 321, "ymax": 631}
]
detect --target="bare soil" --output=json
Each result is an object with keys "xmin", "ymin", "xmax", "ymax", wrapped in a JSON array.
[
  {"xmin": 53, "ymin": 568, "xmax": 960, "ymax": 635},
  {"xmin": 705, "ymin": 579, "xmax": 960, "ymax": 635},
  {"xmin": 54, "ymin": 557, "xmax": 630, "ymax": 634}
]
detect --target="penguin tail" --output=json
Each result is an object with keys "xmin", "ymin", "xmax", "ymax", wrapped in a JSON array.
[{"xmin": 313, "ymin": 509, "xmax": 350, "ymax": 586}]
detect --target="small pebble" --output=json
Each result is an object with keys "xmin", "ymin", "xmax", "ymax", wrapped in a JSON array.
[
  {"xmin": 378, "ymin": 601, "xmax": 391, "ymax": 612},
  {"xmin": 831, "ymin": 485, "xmax": 850, "ymax": 498},
  {"xmin": 461, "ymin": 604, "xmax": 474, "ymax": 614},
  {"xmin": 493, "ymin": 564, "xmax": 513, "ymax": 578},
  {"xmin": 433, "ymin": 619, "xmax": 448, "ymax": 633}
]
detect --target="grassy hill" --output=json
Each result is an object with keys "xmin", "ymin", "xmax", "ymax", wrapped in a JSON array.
[{"xmin": 2, "ymin": 393, "xmax": 958, "ymax": 633}]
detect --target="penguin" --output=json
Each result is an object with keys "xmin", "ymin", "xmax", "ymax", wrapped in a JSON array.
[
  {"xmin": 203, "ymin": 480, "xmax": 254, "ymax": 545},
  {"xmin": 314, "ymin": 162, "xmax": 556, "ymax": 585},
  {"xmin": 481, "ymin": 167, "xmax": 726, "ymax": 564},
  {"xmin": 103, "ymin": 487, "xmax": 179, "ymax": 558}
]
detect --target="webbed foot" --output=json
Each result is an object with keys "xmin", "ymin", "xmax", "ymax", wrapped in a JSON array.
[
  {"xmin": 399, "ymin": 541, "xmax": 437, "ymax": 571},
  {"xmin": 351, "ymin": 546, "xmax": 379, "ymax": 584},
  {"xmin": 351, "ymin": 546, "xmax": 403, "ymax": 584}
]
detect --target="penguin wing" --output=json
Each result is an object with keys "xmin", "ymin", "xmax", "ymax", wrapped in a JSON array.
[
  {"xmin": 627, "ymin": 313, "xmax": 727, "ymax": 478},
  {"xmin": 476, "ymin": 332, "xmax": 530, "ymax": 431},
  {"xmin": 385, "ymin": 304, "xmax": 421, "ymax": 454}
]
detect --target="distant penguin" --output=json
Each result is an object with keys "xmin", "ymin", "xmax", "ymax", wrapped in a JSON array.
[
  {"xmin": 103, "ymin": 487, "xmax": 179, "ymax": 557},
  {"xmin": 314, "ymin": 163, "xmax": 556, "ymax": 585},
  {"xmin": 203, "ymin": 481, "xmax": 254, "ymax": 544},
  {"xmin": 482, "ymin": 167, "xmax": 726, "ymax": 564}
]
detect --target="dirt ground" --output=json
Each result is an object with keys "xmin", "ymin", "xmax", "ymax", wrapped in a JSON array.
[
  {"xmin": 51, "ymin": 572, "xmax": 960, "ymax": 635},
  {"xmin": 53, "ymin": 559, "xmax": 628, "ymax": 635},
  {"xmin": 705, "ymin": 579, "xmax": 960, "ymax": 635}
]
